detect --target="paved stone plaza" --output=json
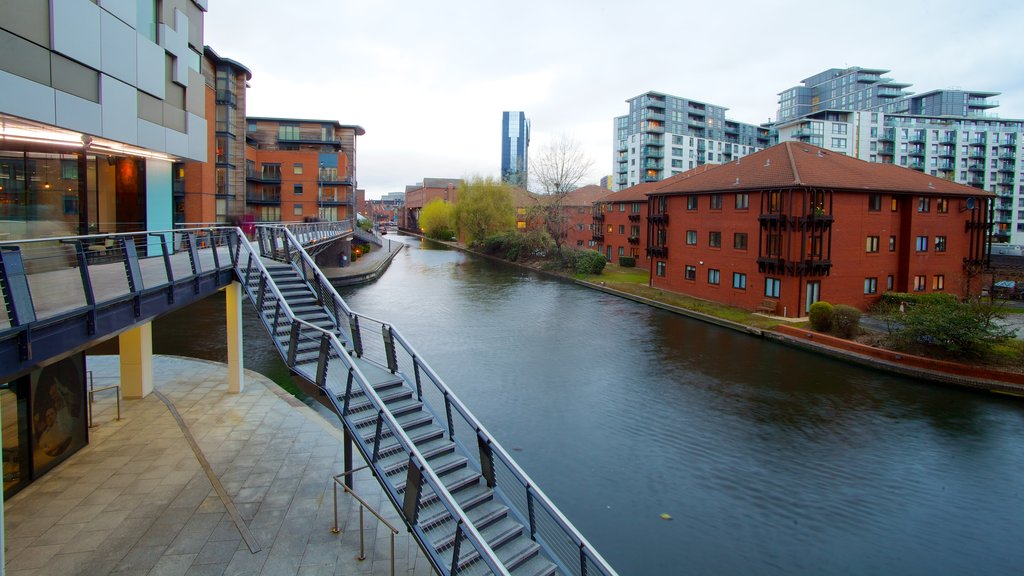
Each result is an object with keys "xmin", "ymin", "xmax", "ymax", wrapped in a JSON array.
[{"xmin": 3, "ymin": 355, "xmax": 434, "ymax": 576}]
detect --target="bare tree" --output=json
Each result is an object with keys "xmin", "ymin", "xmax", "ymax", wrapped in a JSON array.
[{"xmin": 529, "ymin": 135, "xmax": 595, "ymax": 254}]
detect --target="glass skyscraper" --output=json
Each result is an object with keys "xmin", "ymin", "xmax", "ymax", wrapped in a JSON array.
[{"xmin": 501, "ymin": 111, "xmax": 530, "ymax": 186}]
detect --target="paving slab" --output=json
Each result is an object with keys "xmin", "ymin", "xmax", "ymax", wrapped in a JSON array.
[{"xmin": 3, "ymin": 355, "xmax": 434, "ymax": 576}]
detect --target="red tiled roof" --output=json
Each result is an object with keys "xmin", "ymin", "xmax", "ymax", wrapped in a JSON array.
[
  {"xmin": 561, "ymin": 184, "xmax": 614, "ymax": 206},
  {"xmin": 649, "ymin": 142, "xmax": 993, "ymax": 197},
  {"xmin": 600, "ymin": 165, "xmax": 722, "ymax": 203}
]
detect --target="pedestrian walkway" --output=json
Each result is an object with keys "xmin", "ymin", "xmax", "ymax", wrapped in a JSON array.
[
  {"xmin": 3, "ymin": 355, "xmax": 434, "ymax": 576},
  {"xmin": 319, "ymin": 235, "xmax": 404, "ymax": 285}
]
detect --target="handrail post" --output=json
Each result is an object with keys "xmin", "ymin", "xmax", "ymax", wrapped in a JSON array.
[
  {"xmin": 450, "ymin": 522, "xmax": 464, "ymax": 576},
  {"xmin": 0, "ymin": 246, "xmax": 37, "ymax": 328},
  {"xmin": 286, "ymin": 321, "xmax": 299, "ymax": 366},
  {"xmin": 401, "ymin": 458, "xmax": 423, "ymax": 525},
  {"xmin": 349, "ymin": 315, "xmax": 363, "ymax": 357},
  {"xmin": 149, "ymin": 232, "xmax": 175, "ymax": 304},
  {"xmin": 61, "ymin": 240, "xmax": 96, "ymax": 335},
  {"xmin": 315, "ymin": 332, "xmax": 330, "ymax": 388},
  {"xmin": 382, "ymin": 324, "xmax": 398, "ymax": 373}
]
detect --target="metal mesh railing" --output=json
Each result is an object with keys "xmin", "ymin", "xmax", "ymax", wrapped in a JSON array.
[
  {"xmin": 0, "ymin": 228, "xmax": 237, "ymax": 333},
  {"xmin": 259, "ymin": 227, "xmax": 619, "ymax": 576}
]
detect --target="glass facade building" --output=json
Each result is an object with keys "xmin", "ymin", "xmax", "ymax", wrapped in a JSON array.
[{"xmin": 501, "ymin": 111, "xmax": 530, "ymax": 186}]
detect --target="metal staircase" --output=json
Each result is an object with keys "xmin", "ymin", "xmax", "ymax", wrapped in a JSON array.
[{"xmin": 236, "ymin": 226, "xmax": 618, "ymax": 576}]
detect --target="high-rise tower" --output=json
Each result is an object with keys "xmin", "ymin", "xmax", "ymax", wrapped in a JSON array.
[{"xmin": 501, "ymin": 111, "xmax": 530, "ymax": 186}]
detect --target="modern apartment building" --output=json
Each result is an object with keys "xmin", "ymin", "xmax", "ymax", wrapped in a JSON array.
[
  {"xmin": 0, "ymin": 0, "xmax": 209, "ymax": 499},
  {"xmin": 501, "ymin": 111, "xmax": 530, "ymax": 186},
  {"xmin": 1, "ymin": 0, "xmax": 209, "ymax": 239},
  {"xmin": 177, "ymin": 45, "xmax": 250, "ymax": 225},
  {"xmin": 613, "ymin": 91, "xmax": 773, "ymax": 191},
  {"xmin": 645, "ymin": 143, "xmax": 991, "ymax": 316},
  {"xmin": 775, "ymin": 67, "xmax": 1024, "ymax": 246},
  {"xmin": 245, "ymin": 117, "xmax": 363, "ymax": 223}
]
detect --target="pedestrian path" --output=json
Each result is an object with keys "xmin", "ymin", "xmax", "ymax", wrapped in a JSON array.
[{"xmin": 3, "ymin": 355, "xmax": 434, "ymax": 576}]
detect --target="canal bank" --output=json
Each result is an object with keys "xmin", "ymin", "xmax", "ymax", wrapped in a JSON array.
[
  {"xmin": 320, "ymin": 234, "xmax": 404, "ymax": 287},
  {"xmin": 402, "ymin": 231, "xmax": 1024, "ymax": 396}
]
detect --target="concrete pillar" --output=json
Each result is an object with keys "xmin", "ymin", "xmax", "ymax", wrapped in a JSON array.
[
  {"xmin": 225, "ymin": 281, "xmax": 244, "ymax": 393},
  {"xmin": 120, "ymin": 323, "xmax": 153, "ymax": 399}
]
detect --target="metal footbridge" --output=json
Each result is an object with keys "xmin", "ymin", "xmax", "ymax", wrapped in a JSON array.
[{"xmin": 0, "ymin": 224, "xmax": 618, "ymax": 576}]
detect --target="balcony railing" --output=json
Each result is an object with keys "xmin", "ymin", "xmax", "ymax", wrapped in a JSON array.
[{"xmin": 247, "ymin": 192, "xmax": 282, "ymax": 204}]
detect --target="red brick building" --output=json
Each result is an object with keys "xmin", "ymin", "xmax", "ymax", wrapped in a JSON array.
[
  {"xmin": 400, "ymin": 178, "xmax": 461, "ymax": 231},
  {"xmin": 646, "ymin": 142, "xmax": 992, "ymax": 316},
  {"xmin": 592, "ymin": 183, "xmax": 652, "ymax": 266},
  {"xmin": 556, "ymin": 185, "xmax": 612, "ymax": 250}
]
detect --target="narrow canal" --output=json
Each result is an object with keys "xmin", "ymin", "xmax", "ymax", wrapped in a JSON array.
[{"xmin": 142, "ymin": 235, "xmax": 1024, "ymax": 575}]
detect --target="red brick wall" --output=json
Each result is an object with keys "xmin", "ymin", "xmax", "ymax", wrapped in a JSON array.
[
  {"xmin": 651, "ymin": 189, "xmax": 983, "ymax": 317},
  {"xmin": 600, "ymin": 201, "xmax": 649, "ymax": 267}
]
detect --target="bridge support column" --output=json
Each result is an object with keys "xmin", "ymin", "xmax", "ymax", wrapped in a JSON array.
[
  {"xmin": 120, "ymin": 323, "xmax": 153, "ymax": 399},
  {"xmin": 225, "ymin": 281, "xmax": 245, "ymax": 394}
]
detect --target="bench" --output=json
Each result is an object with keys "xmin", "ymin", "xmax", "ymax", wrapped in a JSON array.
[{"xmin": 756, "ymin": 299, "xmax": 777, "ymax": 315}]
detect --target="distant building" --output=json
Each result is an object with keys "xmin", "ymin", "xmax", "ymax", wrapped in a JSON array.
[
  {"xmin": 645, "ymin": 143, "xmax": 991, "ymax": 315},
  {"xmin": 245, "ymin": 117, "xmax": 363, "ymax": 223},
  {"xmin": 613, "ymin": 91, "xmax": 773, "ymax": 191},
  {"xmin": 774, "ymin": 67, "xmax": 1023, "ymax": 246},
  {"xmin": 401, "ymin": 178, "xmax": 461, "ymax": 231},
  {"xmin": 501, "ymin": 111, "xmax": 530, "ymax": 186},
  {"xmin": 599, "ymin": 175, "xmax": 614, "ymax": 190}
]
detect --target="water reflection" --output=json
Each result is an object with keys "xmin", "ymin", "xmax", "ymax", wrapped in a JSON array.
[{"xmin": 337, "ymin": 235, "xmax": 1024, "ymax": 575}]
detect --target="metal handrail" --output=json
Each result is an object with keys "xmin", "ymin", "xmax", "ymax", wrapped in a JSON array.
[
  {"xmin": 271, "ymin": 227, "xmax": 618, "ymax": 575},
  {"xmin": 231, "ymin": 232, "xmax": 511, "ymax": 575},
  {"xmin": 388, "ymin": 328, "xmax": 618, "ymax": 572}
]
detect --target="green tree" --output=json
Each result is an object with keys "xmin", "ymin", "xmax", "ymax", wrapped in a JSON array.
[
  {"xmin": 453, "ymin": 176, "xmax": 515, "ymax": 245},
  {"xmin": 419, "ymin": 198, "xmax": 454, "ymax": 240},
  {"xmin": 884, "ymin": 298, "xmax": 1015, "ymax": 357}
]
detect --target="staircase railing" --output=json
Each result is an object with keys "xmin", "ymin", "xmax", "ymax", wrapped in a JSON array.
[
  {"xmin": 231, "ymin": 231, "xmax": 515, "ymax": 575},
  {"xmin": 264, "ymin": 227, "xmax": 618, "ymax": 576},
  {"xmin": 256, "ymin": 220, "xmax": 353, "ymax": 262}
]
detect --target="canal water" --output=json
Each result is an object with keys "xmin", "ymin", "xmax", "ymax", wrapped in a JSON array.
[{"xmin": 142, "ymin": 235, "xmax": 1024, "ymax": 575}]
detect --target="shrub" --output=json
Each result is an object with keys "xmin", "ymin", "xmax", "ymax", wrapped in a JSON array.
[
  {"xmin": 573, "ymin": 250, "xmax": 607, "ymax": 275},
  {"xmin": 878, "ymin": 291, "xmax": 958, "ymax": 308},
  {"xmin": 619, "ymin": 256, "xmax": 636, "ymax": 268},
  {"xmin": 808, "ymin": 301, "xmax": 834, "ymax": 332},
  {"xmin": 831, "ymin": 305, "xmax": 862, "ymax": 338},
  {"xmin": 887, "ymin": 298, "xmax": 1016, "ymax": 357}
]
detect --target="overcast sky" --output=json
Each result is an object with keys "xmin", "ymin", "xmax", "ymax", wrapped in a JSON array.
[{"xmin": 204, "ymin": 0, "xmax": 1024, "ymax": 199}]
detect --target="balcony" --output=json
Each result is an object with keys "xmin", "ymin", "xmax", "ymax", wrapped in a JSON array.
[
  {"xmin": 908, "ymin": 160, "xmax": 925, "ymax": 171},
  {"xmin": 937, "ymin": 161, "xmax": 955, "ymax": 170},
  {"xmin": 758, "ymin": 213, "xmax": 788, "ymax": 228},
  {"xmin": 648, "ymin": 213, "xmax": 669, "ymax": 225},
  {"xmin": 247, "ymin": 169, "xmax": 281, "ymax": 182},
  {"xmin": 796, "ymin": 213, "xmax": 834, "ymax": 230},
  {"xmin": 938, "ymin": 147, "xmax": 956, "ymax": 158},
  {"xmin": 968, "ymin": 163, "xmax": 985, "ymax": 173},
  {"xmin": 246, "ymin": 191, "xmax": 281, "ymax": 204},
  {"xmin": 593, "ymin": 212, "xmax": 605, "ymax": 221},
  {"xmin": 968, "ymin": 98, "xmax": 999, "ymax": 108},
  {"xmin": 939, "ymin": 135, "xmax": 958, "ymax": 145},
  {"xmin": 644, "ymin": 122, "xmax": 665, "ymax": 134},
  {"xmin": 999, "ymin": 151, "xmax": 1017, "ymax": 160},
  {"xmin": 643, "ymin": 135, "xmax": 664, "ymax": 146},
  {"xmin": 592, "ymin": 232, "xmax": 604, "ymax": 242},
  {"xmin": 319, "ymin": 193, "xmax": 353, "ymax": 205},
  {"xmin": 643, "ymin": 149, "xmax": 665, "ymax": 159},
  {"xmin": 215, "ymin": 89, "xmax": 237, "ymax": 106},
  {"xmin": 646, "ymin": 246, "xmax": 668, "ymax": 258},
  {"xmin": 878, "ymin": 131, "xmax": 895, "ymax": 142},
  {"xmin": 998, "ymin": 163, "xmax": 1015, "ymax": 173},
  {"xmin": 628, "ymin": 213, "xmax": 641, "ymax": 222},
  {"xmin": 878, "ymin": 145, "xmax": 895, "ymax": 155},
  {"xmin": 908, "ymin": 133, "xmax": 926, "ymax": 144},
  {"xmin": 967, "ymin": 177, "xmax": 985, "ymax": 187},
  {"xmin": 645, "ymin": 111, "xmax": 666, "ymax": 122},
  {"xmin": 908, "ymin": 147, "xmax": 925, "ymax": 157},
  {"xmin": 642, "ymin": 160, "xmax": 664, "ymax": 170},
  {"xmin": 968, "ymin": 149, "xmax": 986, "ymax": 159},
  {"xmin": 628, "ymin": 236, "xmax": 640, "ymax": 245}
]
